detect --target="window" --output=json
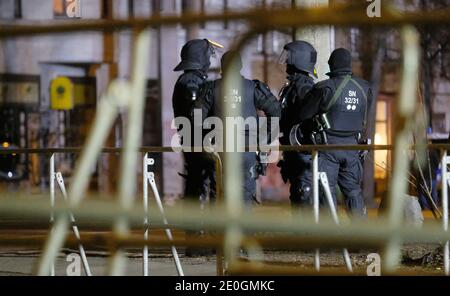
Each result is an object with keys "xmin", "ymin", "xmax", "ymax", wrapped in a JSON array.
[
  {"xmin": 14, "ymin": 0, "xmax": 22, "ymax": 18},
  {"xmin": 350, "ymin": 28, "xmax": 360, "ymax": 58},
  {"xmin": 374, "ymin": 100, "xmax": 389, "ymax": 179}
]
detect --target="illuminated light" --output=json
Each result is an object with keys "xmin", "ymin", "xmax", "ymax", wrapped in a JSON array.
[
  {"xmin": 2, "ymin": 142, "xmax": 9, "ymax": 148},
  {"xmin": 7, "ymin": 171, "xmax": 13, "ymax": 178},
  {"xmin": 374, "ymin": 133, "xmax": 382, "ymax": 145}
]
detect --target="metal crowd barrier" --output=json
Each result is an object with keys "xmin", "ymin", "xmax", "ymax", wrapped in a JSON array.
[
  {"xmin": 0, "ymin": 143, "xmax": 449, "ymax": 275},
  {"xmin": 0, "ymin": 147, "xmax": 224, "ymax": 275}
]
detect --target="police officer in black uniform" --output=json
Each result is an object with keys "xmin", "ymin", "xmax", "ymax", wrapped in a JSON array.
[
  {"xmin": 194, "ymin": 51, "xmax": 281, "ymax": 204},
  {"xmin": 277, "ymin": 41, "xmax": 318, "ymax": 208},
  {"xmin": 172, "ymin": 39, "xmax": 218, "ymax": 203},
  {"xmin": 297, "ymin": 48, "xmax": 373, "ymax": 217}
]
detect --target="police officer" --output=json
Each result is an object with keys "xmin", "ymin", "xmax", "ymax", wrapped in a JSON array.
[
  {"xmin": 194, "ymin": 50, "xmax": 281, "ymax": 204},
  {"xmin": 277, "ymin": 41, "xmax": 318, "ymax": 208},
  {"xmin": 173, "ymin": 39, "xmax": 224, "ymax": 257},
  {"xmin": 172, "ymin": 39, "xmax": 219, "ymax": 204},
  {"xmin": 297, "ymin": 48, "xmax": 373, "ymax": 217}
]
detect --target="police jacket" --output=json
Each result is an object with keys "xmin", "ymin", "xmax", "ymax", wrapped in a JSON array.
[
  {"xmin": 194, "ymin": 75, "xmax": 280, "ymax": 147},
  {"xmin": 279, "ymin": 72, "xmax": 315, "ymax": 145},
  {"xmin": 297, "ymin": 70, "xmax": 373, "ymax": 137},
  {"xmin": 196, "ymin": 75, "xmax": 280, "ymax": 122},
  {"xmin": 172, "ymin": 70, "xmax": 208, "ymax": 119}
]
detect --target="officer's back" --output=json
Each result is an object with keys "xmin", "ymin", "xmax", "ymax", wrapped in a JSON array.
[
  {"xmin": 197, "ymin": 51, "xmax": 280, "ymax": 138},
  {"xmin": 298, "ymin": 48, "xmax": 372, "ymax": 143},
  {"xmin": 209, "ymin": 77, "xmax": 259, "ymax": 124},
  {"xmin": 172, "ymin": 39, "xmax": 213, "ymax": 120},
  {"xmin": 173, "ymin": 70, "xmax": 207, "ymax": 119},
  {"xmin": 195, "ymin": 51, "xmax": 280, "ymax": 204},
  {"xmin": 297, "ymin": 48, "xmax": 373, "ymax": 217}
]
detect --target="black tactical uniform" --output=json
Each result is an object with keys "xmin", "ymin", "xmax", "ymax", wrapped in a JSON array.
[
  {"xmin": 297, "ymin": 48, "xmax": 373, "ymax": 217},
  {"xmin": 172, "ymin": 39, "xmax": 217, "ymax": 202},
  {"xmin": 195, "ymin": 51, "xmax": 281, "ymax": 204},
  {"xmin": 277, "ymin": 41, "xmax": 318, "ymax": 207}
]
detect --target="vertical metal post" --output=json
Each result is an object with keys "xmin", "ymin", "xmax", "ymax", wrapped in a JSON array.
[
  {"xmin": 214, "ymin": 153, "xmax": 224, "ymax": 275},
  {"xmin": 319, "ymin": 172, "xmax": 352, "ymax": 272},
  {"xmin": 143, "ymin": 154, "xmax": 183, "ymax": 275},
  {"xmin": 109, "ymin": 29, "xmax": 151, "ymax": 276},
  {"xmin": 143, "ymin": 153, "xmax": 149, "ymax": 276},
  {"xmin": 222, "ymin": 50, "xmax": 244, "ymax": 271},
  {"xmin": 384, "ymin": 26, "xmax": 420, "ymax": 273},
  {"xmin": 312, "ymin": 149, "xmax": 320, "ymax": 271},
  {"xmin": 49, "ymin": 154, "xmax": 55, "ymax": 276},
  {"xmin": 442, "ymin": 150, "xmax": 449, "ymax": 275},
  {"xmin": 148, "ymin": 173, "xmax": 184, "ymax": 276},
  {"xmin": 445, "ymin": 241, "xmax": 449, "ymax": 276},
  {"xmin": 55, "ymin": 173, "xmax": 92, "ymax": 276}
]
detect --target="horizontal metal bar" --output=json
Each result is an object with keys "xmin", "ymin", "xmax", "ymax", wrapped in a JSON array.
[
  {"xmin": 1, "ymin": 233, "xmax": 427, "ymax": 275},
  {"xmin": 227, "ymin": 261, "xmax": 437, "ymax": 276},
  {"xmin": 0, "ymin": 232, "xmax": 385, "ymax": 251},
  {"xmin": 1, "ymin": 144, "xmax": 450, "ymax": 155},
  {"xmin": 0, "ymin": 233, "xmax": 218, "ymax": 249},
  {"xmin": 0, "ymin": 220, "xmax": 179, "ymax": 230},
  {"xmin": 0, "ymin": 199, "xmax": 449, "ymax": 245},
  {"xmin": 0, "ymin": 146, "xmax": 173, "ymax": 154},
  {"xmin": 1, "ymin": 5, "xmax": 450, "ymax": 38},
  {"xmin": 228, "ymin": 261, "xmax": 362, "ymax": 276}
]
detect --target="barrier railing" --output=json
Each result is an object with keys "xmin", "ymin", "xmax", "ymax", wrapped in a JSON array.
[
  {"xmin": 0, "ymin": 147, "xmax": 223, "ymax": 275},
  {"xmin": 0, "ymin": 143, "xmax": 449, "ymax": 275}
]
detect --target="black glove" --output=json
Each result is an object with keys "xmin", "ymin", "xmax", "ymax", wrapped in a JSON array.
[
  {"xmin": 250, "ymin": 152, "xmax": 269, "ymax": 180},
  {"xmin": 358, "ymin": 138, "xmax": 371, "ymax": 161}
]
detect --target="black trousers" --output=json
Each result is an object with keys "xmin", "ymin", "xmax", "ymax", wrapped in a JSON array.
[
  {"xmin": 183, "ymin": 152, "xmax": 216, "ymax": 202},
  {"xmin": 318, "ymin": 134, "xmax": 366, "ymax": 217},
  {"xmin": 284, "ymin": 151, "xmax": 313, "ymax": 207},
  {"xmin": 242, "ymin": 152, "xmax": 257, "ymax": 205}
]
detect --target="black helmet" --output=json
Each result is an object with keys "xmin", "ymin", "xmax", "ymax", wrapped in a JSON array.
[
  {"xmin": 279, "ymin": 41, "xmax": 317, "ymax": 78},
  {"xmin": 327, "ymin": 48, "xmax": 352, "ymax": 75},
  {"xmin": 220, "ymin": 50, "xmax": 242, "ymax": 73},
  {"xmin": 174, "ymin": 39, "xmax": 214, "ymax": 72}
]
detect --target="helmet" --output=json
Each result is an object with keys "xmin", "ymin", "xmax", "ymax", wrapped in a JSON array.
[
  {"xmin": 174, "ymin": 39, "xmax": 223, "ymax": 72},
  {"xmin": 279, "ymin": 41, "xmax": 317, "ymax": 78}
]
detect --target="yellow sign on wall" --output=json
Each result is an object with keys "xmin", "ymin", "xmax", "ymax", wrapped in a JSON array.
[{"xmin": 50, "ymin": 76, "xmax": 74, "ymax": 110}]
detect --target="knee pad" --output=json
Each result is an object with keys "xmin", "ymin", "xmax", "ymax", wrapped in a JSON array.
[{"xmin": 299, "ymin": 186, "xmax": 312, "ymax": 204}]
